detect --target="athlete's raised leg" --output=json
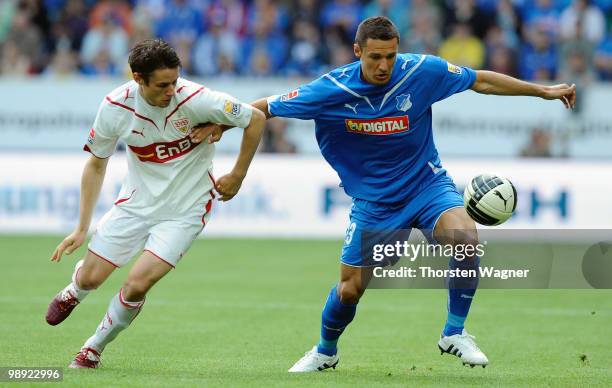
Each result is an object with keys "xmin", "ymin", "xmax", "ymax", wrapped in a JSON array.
[
  {"xmin": 70, "ymin": 251, "xmax": 172, "ymax": 368},
  {"xmin": 46, "ymin": 250, "xmax": 117, "ymax": 326}
]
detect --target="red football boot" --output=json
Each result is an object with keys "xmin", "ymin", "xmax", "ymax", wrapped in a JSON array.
[
  {"xmin": 69, "ymin": 347, "xmax": 101, "ymax": 369},
  {"xmin": 45, "ymin": 289, "xmax": 79, "ymax": 326}
]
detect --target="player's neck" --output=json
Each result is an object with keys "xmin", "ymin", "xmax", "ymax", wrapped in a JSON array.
[
  {"xmin": 137, "ymin": 87, "xmax": 162, "ymax": 109},
  {"xmin": 358, "ymin": 65, "xmax": 368, "ymax": 84}
]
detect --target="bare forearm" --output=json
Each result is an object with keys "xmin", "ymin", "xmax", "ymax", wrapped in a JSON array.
[
  {"xmin": 231, "ymin": 109, "xmax": 265, "ymax": 177},
  {"xmin": 76, "ymin": 158, "xmax": 107, "ymax": 232},
  {"xmin": 471, "ymin": 70, "xmax": 577, "ymax": 108},
  {"xmin": 472, "ymin": 70, "xmax": 545, "ymax": 97},
  {"xmin": 250, "ymin": 97, "xmax": 272, "ymax": 118}
]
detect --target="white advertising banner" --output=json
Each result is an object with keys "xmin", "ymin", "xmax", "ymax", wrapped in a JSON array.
[
  {"xmin": 0, "ymin": 78, "xmax": 308, "ymax": 153},
  {"xmin": 0, "ymin": 153, "xmax": 611, "ymax": 236},
  {"xmin": 0, "ymin": 78, "xmax": 611, "ymax": 157}
]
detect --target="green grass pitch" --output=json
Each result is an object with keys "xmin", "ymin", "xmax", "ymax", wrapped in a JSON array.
[{"xmin": 0, "ymin": 235, "xmax": 610, "ymax": 387}]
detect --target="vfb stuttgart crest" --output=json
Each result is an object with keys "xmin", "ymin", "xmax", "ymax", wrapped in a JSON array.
[{"xmin": 171, "ymin": 117, "xmax": 191, "ymax": 133}]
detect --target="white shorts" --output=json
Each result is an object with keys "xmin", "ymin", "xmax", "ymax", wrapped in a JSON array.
[{"xmin": 88, "ymin": 199, "xmax": 213, "ymax": 268}]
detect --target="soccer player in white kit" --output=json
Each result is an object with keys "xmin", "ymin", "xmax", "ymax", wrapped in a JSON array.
[{"xmin": 45, "ymin": 39, "xmax": 266, "ymax": 368}]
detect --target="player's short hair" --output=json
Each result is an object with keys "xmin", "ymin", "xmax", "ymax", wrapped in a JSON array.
[
  {"xmin": 129, "ymin": 39, "xmax": 181, "ymax": 84},
  {"xmin": 355, "ymin": 16, "xmax": 400, "ymax": 47}
]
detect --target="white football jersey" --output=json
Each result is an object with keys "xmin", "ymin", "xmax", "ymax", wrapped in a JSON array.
[{"xmin": 84, "ymin": 78, "xmax": 253, "ymax": 217}]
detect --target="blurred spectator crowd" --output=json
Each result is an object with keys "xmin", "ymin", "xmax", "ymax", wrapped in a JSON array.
[{"xmin": 1, "ymin": 0, "xmax": 611, "ymax": 83}]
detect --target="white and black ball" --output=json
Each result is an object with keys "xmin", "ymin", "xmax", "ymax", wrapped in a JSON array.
[{"xmin": 464, "ymin": 174, "xmax": 517, "ymax": 226}]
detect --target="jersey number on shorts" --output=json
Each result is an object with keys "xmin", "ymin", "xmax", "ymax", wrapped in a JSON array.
[{"xmin": 345, "ymin": 222, "xmax": 357, "ymax": 244}]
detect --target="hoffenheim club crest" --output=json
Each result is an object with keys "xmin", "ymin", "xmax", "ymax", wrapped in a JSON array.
[{"xmin": 396, "ymin": 94, "xmax": 412, "ymax": 112}]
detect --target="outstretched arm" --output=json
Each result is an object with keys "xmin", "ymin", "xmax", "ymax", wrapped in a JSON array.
[
  {"xmin": 51, "ymin": 155, "xmax": 109, "ymax": 261},
  {"xmin": 249, "ymin": 98, "xmax": 272, "ymax": 119},
  {"xmin": 471, "ymin": 70, "xmax": 576, "ymax": 109},
  {"xmin": 190, "ymin": 98, "xmax": 272, "ymax": 144}
]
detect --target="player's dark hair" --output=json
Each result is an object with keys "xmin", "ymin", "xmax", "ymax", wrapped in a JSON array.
[
  {"xmin": 128, "ymin": 39, "xmax": 181, "ymax": 84},
  {"xmin": 355, "ymin": 16, "xmax": 400, "ymax": 47}
]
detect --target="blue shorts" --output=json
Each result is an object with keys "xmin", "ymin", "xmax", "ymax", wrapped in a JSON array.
[{"xmin": 341, "ymin": 173, "xmax": 464, "ymax": 267}]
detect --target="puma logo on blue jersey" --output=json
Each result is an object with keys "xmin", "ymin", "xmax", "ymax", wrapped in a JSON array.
[
  {"xmin": 338, "ymin": 68, "xmax": 350, "ymax": 78},
  {"xmin": 344, "ymin": 103, "xmax": 359, "ymax": 114}
]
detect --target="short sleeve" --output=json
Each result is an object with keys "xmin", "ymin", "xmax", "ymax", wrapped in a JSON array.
[
  {"xmin": 187, "ymin": 88, "xmax": 253, "ymax": 129},
  {"xmin": 267, "ymin": 77, "xmax": 329, "ymax": 120},
  {"xmin": 426, "ymin": 55, "xmax": 477, "ymax": 103},
  {"xmin": 84, "ymin": 100, "xmax": 119, "ymax": 158}
]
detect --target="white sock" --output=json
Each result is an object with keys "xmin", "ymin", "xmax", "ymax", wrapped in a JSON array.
[
  {"xmin": 83, "ymin": 288, "xmax": 144, "ymax": 352},
  {"xmin": 61, "ymin": 282, "xmax": 89, "ymax": 301},
  {"xmin": 62, "ymin": 260, "xmax": 90, "ymax": 301}
]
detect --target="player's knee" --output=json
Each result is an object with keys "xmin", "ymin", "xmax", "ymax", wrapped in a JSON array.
[
  {"xmin": 122, "ymin": 278, "xmax": 151, "ymax": 301},
  {"xmin": 453, "ymin": 234, "xmax": 480, "ymax": 262},
  {"xmin": 456, "ymin": 235, "xmax": 479, "ymax": 248},
  {"xmin": 450, "ymin": 228, "xmax": 479, "ymax": 250},
  {"xmin": 338, "ymin": 281, "xmax": 364, "ymax": 304},
  {"xmin": 75, "ymin": 272, "xmax": 103, "ymax": 290}
]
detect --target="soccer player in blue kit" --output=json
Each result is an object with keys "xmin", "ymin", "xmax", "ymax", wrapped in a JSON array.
[{"xmin": 191, "ymin": 16, "xmax": 576, "ymax": 371}]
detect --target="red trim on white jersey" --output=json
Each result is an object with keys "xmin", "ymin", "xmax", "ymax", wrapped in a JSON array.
[
  {"xmin": 164, "ymin": 86, "xmax": 205, "ymax": 129},
  {"xmin": 207, "ymin": 171, "xmax": 216, "ymax": 186},
  {"xmin": 88, "ymin": 248, "xmax": 119, "ymax": 268},
  {"xmin": 207, "ymin": 172, "xmax": 216, "ymax": 199},
  {"xmin": 105, "ymin": 96, "xmax": 159, "ymax": 129},
  {"xmin": 201, "ymin": 199, "xmax": 213, "ymax": 225},
  {"xmin": 143, "ymin": 249, "xmax": 175, "ymax": 268},
  {"xmin": 114, "ymin": 189, "xmax": 136, "ymax": 205},
  {"xmin": 83, "ymin": 144, "xmax": 109, "ymax": 159}
]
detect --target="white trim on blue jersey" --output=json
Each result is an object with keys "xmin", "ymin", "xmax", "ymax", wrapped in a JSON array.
[
  {"xmin": 323, "ymin": 73, "xmax": 375, "ymax": 111},
  {"xmin": 379, "ymin": 55, "xmax": 426, "ymax": 110}
]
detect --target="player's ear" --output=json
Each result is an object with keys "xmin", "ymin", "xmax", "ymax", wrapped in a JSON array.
[
  {"xmin": 133, "ymin": 72, "xmax": 144, "ymax": 85},
  {"xmin": 353, "ymin": 43, "xmax": 362, "ymax": 59}
]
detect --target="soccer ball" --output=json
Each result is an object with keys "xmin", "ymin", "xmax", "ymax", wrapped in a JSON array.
[{"xmin": 463, "ymin": 174, "xmax": 517, "ymax": 226}]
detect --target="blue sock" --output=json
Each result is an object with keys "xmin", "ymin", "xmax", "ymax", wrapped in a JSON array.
[
  {"xmin": 317, "ymin": 285, "xmax": 357, "ymax": 356},
  {"xmin": 443, "ymin": 256, "xmax": 480, "ymax": 337}
]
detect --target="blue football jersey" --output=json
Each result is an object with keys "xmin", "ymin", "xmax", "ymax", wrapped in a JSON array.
[{"xmin": 268, "ymin": 54, "xmax": 477, "ymax": 204}]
